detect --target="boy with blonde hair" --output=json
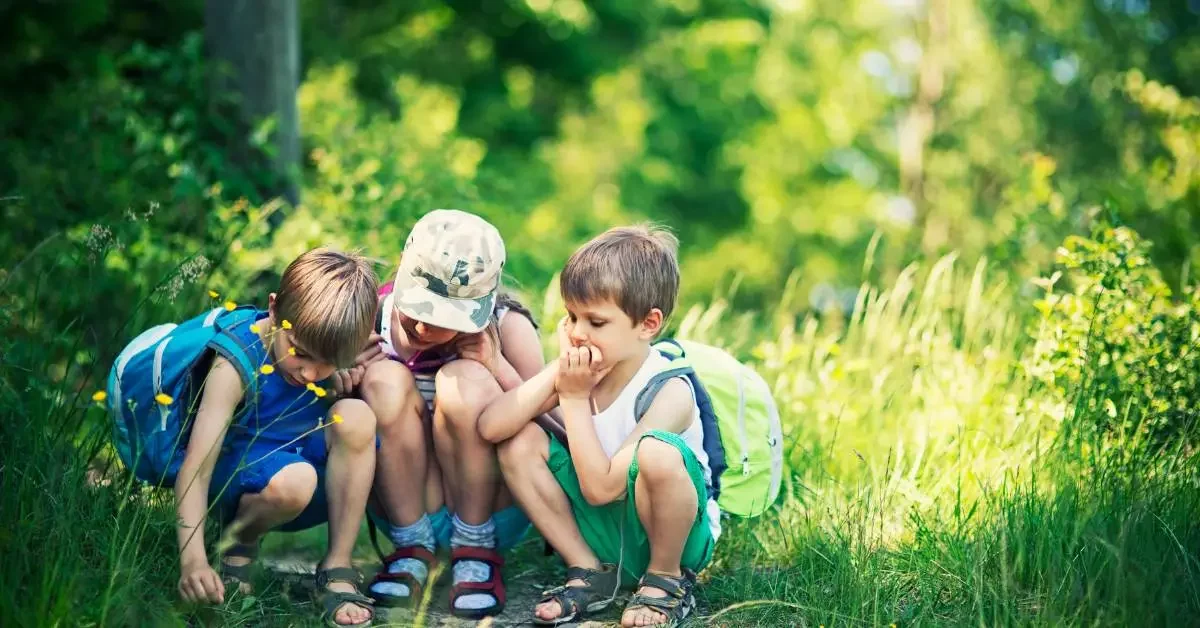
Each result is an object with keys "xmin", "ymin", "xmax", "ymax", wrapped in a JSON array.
[
  {"xmin": 480, "ymin": 225, "xmax": 719, "ymax": 627},
  {"xmin": 107, "ymin": 248, "xmax": 382, "ymax": 627}
]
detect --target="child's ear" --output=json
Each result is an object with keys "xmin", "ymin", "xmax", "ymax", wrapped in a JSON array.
[{"xmin": 640, "ymin": 308, "xmax": 664, "ymax": 339}]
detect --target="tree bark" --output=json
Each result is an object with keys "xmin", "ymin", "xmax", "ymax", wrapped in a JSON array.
[
  {"xmin": 204, "ymin": 0, "xmax": 300, "ymax": 215},
  {"xmin": 900, "ymin": 0, "xmax": 948, "ymax": 253}
]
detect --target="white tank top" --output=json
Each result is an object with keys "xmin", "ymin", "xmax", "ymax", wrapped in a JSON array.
[{"xmin": 591, "ymin": 350, "xmax": 722, "ymax": 540}]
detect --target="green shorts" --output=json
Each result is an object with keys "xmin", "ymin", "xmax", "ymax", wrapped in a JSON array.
[{"xmin": 547, "ymin": 429, "xmax": 716, "ymax": 586}]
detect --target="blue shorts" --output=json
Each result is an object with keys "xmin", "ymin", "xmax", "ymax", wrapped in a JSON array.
[
  {"xmin": 208, "ymin": 432, "xmax": 332, "ymax": 532},
  {"xmin": 368, "ymin": 505, "xmax": 532, "ymax": 551}
]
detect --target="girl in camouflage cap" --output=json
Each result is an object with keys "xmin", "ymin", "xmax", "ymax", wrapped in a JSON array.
[{"xmin": 341, "ymin": 209, "xmax": 548, "ymax": 619}]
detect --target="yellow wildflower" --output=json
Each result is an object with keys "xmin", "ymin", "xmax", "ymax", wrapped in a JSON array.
[
  {"xmin": 306, "ymin": 382, "xmax": 318, "ymax": 391},
  {"xmin": 260, "ymin": 364, "xmax": 275, "ymax": 375},
  {"xmin": 155, "ymin": 393, "xmax": 173, "ymax": 406},
  {"xmin": 208, "ymin": 290, "xmax": 220, "ymax": 299},
  {"xmin": 92, "ymin": 390, "xmax": 107, "ymax": 402},
  {"xmin": 281, "ymin": 319, "xmax": 293, "ymax": 330},
  {"xmin": 312, "ymin": 386, "xmax": 327, "ymax": 398},
  {"xmin": 332, "ymin": 414, "xmax": 344, "ymax": 424},
  {"xmin": 224, "ymin": 300, "xmax": 236, "ymax": 311},
  {"xmin": 249, "ymin": 324, "xmax": 260, "ymax": 334},
  {"xmin": 288, "ymin": 347, "xmax": 296, "ymax": 356}
]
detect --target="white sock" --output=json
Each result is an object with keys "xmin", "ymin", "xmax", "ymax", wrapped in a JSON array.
[
  {"xmin": 450, "ymin": 515, "xmax": 498, "ymax": 611},
  {"xmin": 370, "ymin": 515, "xmax": 434, "ymax": 599}
]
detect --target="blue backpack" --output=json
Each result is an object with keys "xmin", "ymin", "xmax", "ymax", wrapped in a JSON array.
[{"xmin": 106, "ymin": 305, "xmax": 263, "ymax": 486}]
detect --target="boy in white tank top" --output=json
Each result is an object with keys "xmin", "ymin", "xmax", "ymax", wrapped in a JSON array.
[{"xmin": 479, "ymin": 225, "xmax": 717, "ymax": 627}]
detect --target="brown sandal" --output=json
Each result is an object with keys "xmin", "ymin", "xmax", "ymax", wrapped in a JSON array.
[
  {"xmin": 621, "ymin": 570, "xmax": 697, "ymax": 627},
  {"xmin": 532, "ymin": 563, "xmax": 620, "ymax": 625},
  {"xmin": 218, "ymin": 541, "xmax": 259, "ymax": 592},
  {"xmin": 449, "ymin": 546, "xmax": 507, "ymax": 619},
  {"xmin": 368, "ymin": 545, "xmax": 437, "ymax": 608},
  {"xmin": 315, "ymin": 566, "xmax": 375, "ymax": 628}
]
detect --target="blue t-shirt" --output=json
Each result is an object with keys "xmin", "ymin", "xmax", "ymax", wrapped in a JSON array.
[{"xmin": 221, "ymin": 310, "xmax": 331, "ymax": 456}]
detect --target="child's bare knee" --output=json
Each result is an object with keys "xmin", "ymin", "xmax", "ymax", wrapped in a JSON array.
[
  {"xmin": 361, "ymin": 360, "xmax": 422, "ymax": 432},
  {"xmin": 636, "ymin": 438, "xmax": 688, "ymax": 483},
  {"xmin": 259, "ymin": 463, "xmax": 318, "ymax": 514},
  {"xmin": 498, "ymin": 424, "xmax": 548, "ymax": 471},
  {"xmin": 328, "ymin": 398, "xmax": 377, "ymax": 448},
  {"xmin": 362, "ymin": 361, "xmax": 417, "ymax": 404},
  {"xmin": 435, "ymin": 360, "xmax": 501, "ymax": 431}
]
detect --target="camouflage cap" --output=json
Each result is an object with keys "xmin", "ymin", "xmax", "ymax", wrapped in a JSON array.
[{"xmin": 392, "ymin": 209, "xmax": 506, "ymax": 333}]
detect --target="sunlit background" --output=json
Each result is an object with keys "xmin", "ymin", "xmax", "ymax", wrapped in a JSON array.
[{"xmin": 3, "ymin": 1, "xmax": 1199, "ymax": 625}]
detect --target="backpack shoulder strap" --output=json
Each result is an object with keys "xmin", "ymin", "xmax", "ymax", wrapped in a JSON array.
[
  {"xmin": 633, "ymin": 341, "xmax": 726, "ymax": 500},
  {"xmin": 207, "ymin": 307, "xmax": 263, "ymax": 398},
  {"xmin": 633, "ymin": 342, "xmax": 694, "ymax": 422}
]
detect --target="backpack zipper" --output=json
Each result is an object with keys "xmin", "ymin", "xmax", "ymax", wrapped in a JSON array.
[{"xmin": 737, "ymin": 368, "xmax": 749, "ymax": 475}]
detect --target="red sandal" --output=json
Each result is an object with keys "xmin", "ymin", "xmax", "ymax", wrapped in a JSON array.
[
  {"xmin": 368, "ymin": 545, "xmax": 437, "ymax": 608},
  {"xmin": 448, "ymin": 546, "xmax": 507, "ymax": 619}
]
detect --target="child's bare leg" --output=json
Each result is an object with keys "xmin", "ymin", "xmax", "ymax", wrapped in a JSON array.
[
  {"xmin": 225, "ymin": 463, "xmax": 318, "ymax": 591},
  {"xmin": 321, "ymin": 398, "xmax": 377, "ymax": 627},
  {"xmin": 432, "ymin": 359, "xmax": 502, "ymax": 523},
  {"xmin": 623, "ymin": 438, "xmax": 698, "ymax": 628},
  {"xmin": 433, "ymin": 358, "xmax": 509, "ymax": 614},
  {"xmin": 362, "ymin": 360, "xmax": 428, "ymax": 527},
  {"xmin": 498, "ymin": 424, "xmax": 603, "ymax": 622},
  {"xmin": 231, "ymin": 463, "xmax": 318, "ymax": 542}
]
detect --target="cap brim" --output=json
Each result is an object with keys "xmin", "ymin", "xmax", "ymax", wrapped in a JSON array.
[{"xmin": 391, "ymin": 270, "xmax": 496, "ymax": 334}]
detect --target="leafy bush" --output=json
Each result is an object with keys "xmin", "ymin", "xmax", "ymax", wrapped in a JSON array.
[{"xmin": 1025, "ymin": 225, "xmax": 1200, "ymax": 444}]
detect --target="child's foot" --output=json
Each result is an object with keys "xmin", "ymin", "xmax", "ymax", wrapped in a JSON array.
[
  {"xmin": 316, "ymin": 566, "xmax": 375, "ymax": 627},
  {"xmin": 369, "ymin": 545, "xmax": 436, "ymax": 607},
  {"xmin": 449, "ymin": 546, "xmax": 506, "ymax": 618},
  {"xmin": 620, "ymin": 571, "xmax": 695, "ymax": 628},
  {"xmin": 218, "ymin": 542, "xmax": 259, "ymax": 595},
  {"xmin": 532, "ymin": 564, "xmax": 619, "ymax": 625}
]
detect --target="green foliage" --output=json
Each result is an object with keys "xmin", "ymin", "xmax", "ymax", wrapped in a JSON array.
[
  {"xmin": 4, "ymin": 1, "xmax": 1200, "ymax": 625},
  {"xmin": 1026, "ymin": 225, "xmax": 1200, "ymax": 444}
]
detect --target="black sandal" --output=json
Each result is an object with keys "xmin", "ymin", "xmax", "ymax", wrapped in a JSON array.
[
  {"xmin": 315, "ymin": 566, "xmax": 375, "ymax": 628},
  {"xmin": 621, "ymin": 570, "xmax": 697, "ymax": 627},
  {"xmin": 532, "ymin": 563, "xmax": 620, "ymax": 625},
  {"xmin": 218, "ymin": 541, "xmax": 259, "ymax": 592}
]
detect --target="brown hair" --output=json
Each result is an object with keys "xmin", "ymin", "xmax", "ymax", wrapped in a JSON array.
[
  {"xmin": 560, "ymin": 224, "xmax": 680, "ymax": 324},
  {"xmin": 274, "ymin": 247, "xmax": 379, "ymax": 368}
]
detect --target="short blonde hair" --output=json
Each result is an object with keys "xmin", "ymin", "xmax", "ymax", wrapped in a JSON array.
[
  {"xmin": 560, "ymin": 224, "xmax": 680, "ymax": 324},
  {"xmin": 274, "ymin": 248, "xmax": 378, "ymax": 368}
]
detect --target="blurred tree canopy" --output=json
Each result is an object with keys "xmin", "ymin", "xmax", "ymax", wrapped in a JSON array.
[{"xmin": 2, "ymin": 0, "xmax": 1198, "ymax": 321}]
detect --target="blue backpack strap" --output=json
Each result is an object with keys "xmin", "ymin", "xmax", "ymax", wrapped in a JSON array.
[
  {"xmin": 634, "ymin": 344, "xmax": 728, "ymax": 500},
  {"xmin": 207, "ymin": 307, "xmax": 263, "ymax": 398}
]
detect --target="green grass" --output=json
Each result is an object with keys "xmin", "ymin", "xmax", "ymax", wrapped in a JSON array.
[{"xmin": 2, "ymin": 248, "xmax": 1198, "ymax": 627}]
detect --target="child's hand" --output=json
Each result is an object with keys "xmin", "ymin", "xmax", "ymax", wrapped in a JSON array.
[
  {"xmin": 331, "ymin": 365, "xmax": 365, "ymax": 397},
  {"xmin": 179, "ymin": 561, "xmax": 225, "ymax": 604},
  {"xmin": 456, "ymin": 331, "xmax": 500, "ymax": 373},
  {"xmin": 556, "ymin": 345, "xmax": 611, "ymax": 400},
  {"xmin": 354, "ymin": 333, "xmax": 386, "ymax": 368}
]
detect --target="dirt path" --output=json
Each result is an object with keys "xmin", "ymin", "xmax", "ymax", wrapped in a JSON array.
[{"xmin": 261, "ymin": 539, "xmax": 635, "ymax": 627}]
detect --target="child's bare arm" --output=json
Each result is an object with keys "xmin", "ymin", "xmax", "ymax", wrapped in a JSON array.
[
  {"xmin": 173, "ymin": 356, "xmax": 244, "ymax": 603},
  {"xmin": 477, "ymin": 361, "xmax": 560, "ymax": 443},
  {"xmin": 496, "ymin": 312, "xmax": 547, "ymax": 386},
  {"xmin": 565, "ymin": 378, "xmax": 694, "ymax": 506}
]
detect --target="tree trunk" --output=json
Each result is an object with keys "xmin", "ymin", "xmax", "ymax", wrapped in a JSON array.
[
  {"xmin": 204, "ymin": 0, "xmax": 300, "ymax": 217},
  {"xmin": 900, "ymin": 0, "xmax": 948, "ymax": 254}
]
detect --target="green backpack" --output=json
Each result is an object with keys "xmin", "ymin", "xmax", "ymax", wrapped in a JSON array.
[{"xmin": 634, "ymin": 338, "xmax": 786, "ymax": 517}]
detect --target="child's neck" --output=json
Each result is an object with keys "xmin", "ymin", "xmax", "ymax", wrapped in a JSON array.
[{"xmin": 592, "ymin": 344, "xmax": 651, "ymax": 412}]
